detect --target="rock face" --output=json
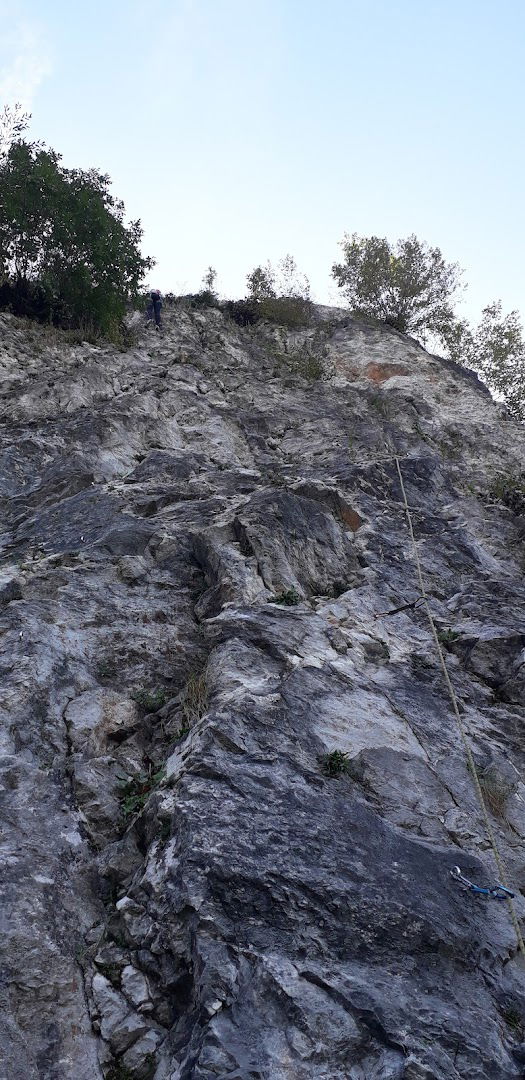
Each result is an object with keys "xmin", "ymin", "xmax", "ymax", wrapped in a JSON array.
[{"xmin": 1, "ymin": 304, "xmax": 525, "ymax": 1079}]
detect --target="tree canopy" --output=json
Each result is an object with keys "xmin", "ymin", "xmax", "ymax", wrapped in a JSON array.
[
  {"xmin": 331, "ymin": 233, "xmax": 462, "ymax": 342},
  {"xmin": 0, "ymin": 114, "xmax": 152, "ymax": 336},
  {"xmin": 444, "ymin": 302, "xmax": 525, "ymax": 420}
]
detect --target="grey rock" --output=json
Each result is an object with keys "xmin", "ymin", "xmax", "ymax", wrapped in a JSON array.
[
  {"xmin": 3, "ymin": 304, "xmax": 525, "ymax": 1078},
  {"xmin": 0, "ymin": 577, "xmax": 23, "ymax": 604},
  {"xmin": 120, "ymin": 1028, "xmax": 163, "ymax": 1074},
  {"xmin": 121, "ymin": 964, "xmax": 153, "ymax": 1010},
  {"xmin": 91, "ymin": 973, "xmax": 150, "ymax": 1054},
  {"xmin": 118, "ymin": 555, "xmax": 149, "ymax": 583}
]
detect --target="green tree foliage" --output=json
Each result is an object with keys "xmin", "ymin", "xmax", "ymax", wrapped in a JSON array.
[
  {"xmin": 331, "ymin": 233, "xmax": 462, "ymax": 341},
  {"xmin": 331, "ymin": 231, "xmax": 525, "ymax": 417},
  {"xmin": 0, "ymin": 117, "xmax": 152, "ymax": 336},
  {"xmin": 446, "ymin": 303, "xmax": 525, "ymax": 420},
  {"xmin": 0, "ymin": 102, "xmax": 30, "ymax": 158},
  {"xmin": 246, "ymin": 261, "xmax": 277, "ymax": 301}
]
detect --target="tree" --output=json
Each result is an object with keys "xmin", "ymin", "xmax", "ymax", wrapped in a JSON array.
[
  {"xmin": 0, "ymin": 102, "xmax": 30, "ymax": 159},
  {"xmin": 246, "ymin": 262, "xmax": 277, "ymax": 301},
  {"xmin": 446, "ymin": 303, "xmax": 525, "ymax": 420},
  {"xmin": 275, "ymin": 254, "xmax": 310, "ymax": 300},
  {"xmin": 202, "ymin": 265, "xmax": 217, "ymax": 294},
  {"xmin": 0, "ymin": 122, "xmax": 153, "ymax": 335},
  {"xmin": 331, "ymin": 233, "xmax": 462, "ymax": 342}
]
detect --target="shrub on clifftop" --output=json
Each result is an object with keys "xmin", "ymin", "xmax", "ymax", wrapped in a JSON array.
[{"xmin": 243, "ymin": 254, "xmax": 313, "ymax": 327}]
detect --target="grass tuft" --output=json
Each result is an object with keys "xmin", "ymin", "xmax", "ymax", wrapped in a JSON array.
[{"xmin": 180, "ymin": 671, "xmax": 208, "ymax": 735}]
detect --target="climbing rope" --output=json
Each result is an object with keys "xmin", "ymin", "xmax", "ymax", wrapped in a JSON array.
[{"xmin": 394, "ymin": 455, "xmax": 525, "ymax": 960}]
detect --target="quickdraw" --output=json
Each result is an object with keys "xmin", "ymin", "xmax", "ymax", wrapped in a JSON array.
[
  {"xmin": 451, "ymin": 865, "xmax": 515, "ymax": 902},
  {"xmin": 373, "ymin": 596, "xmax": 425, "ymax": 619}
]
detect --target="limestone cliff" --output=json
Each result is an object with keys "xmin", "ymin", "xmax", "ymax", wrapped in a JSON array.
[{"xmin": 1, "ymin": 303, "xmax": 525, "ymax": 1080}]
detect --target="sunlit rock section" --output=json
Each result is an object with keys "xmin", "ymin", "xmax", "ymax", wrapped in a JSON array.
[{"xmin": 1, "ymin": 304, "xmax": 525, "ymax": 1079}]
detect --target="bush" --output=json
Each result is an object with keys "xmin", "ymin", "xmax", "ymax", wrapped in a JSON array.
[
  {"xmin": 320, "ymin": 750, "xmax": 350, "ymax": 777},
  {"xmin": 243, "ymin": 254, "xmax": 313, "ymax": 328},
  {"xmin": 118, "ymin": 769, "xmax": 164, "ymax": 819},
  {"xmin": 223, "ymin": 295, "xmax": 312, "ymax": 329},
  {"xmin": 222, "ymin": 298, "xmax": 261, "ymax": 326},
  {"xmin": 0, "ymin": 120, "xmax": 152, "ymax": 336},
  {"xmin": 500, "ymin": 1003, "xmax": 525, "ymax": 1040},
  {"xmin": 167, "ymin": 290, "xmax": 220, "ymax": 311},
  {"xmin": 257, "ymin": 295, "xmax": 313, "ymax": 328},
  {"xmin": 269, "ymin": 587, "xmax": 301, "ymax": 606},
  {"xmin": 202, "ymin": 265, "xmax": 217, "ymax": 294},
  {"xmin": 131, "ymin": 687, "xmax": 167, "ymax": 713},
  {"xmin": 274, "ymin": 342, "xmax": 325, "ymax": 379},
  {"xmin": 97, "ymin": 658, "xmax": 118, "ymax": 679},
  {"xmin": 246, "ymin": 261, "xmax": 277, "ymax": 300},
  {"xmin": 331, "ymin": 233, "xmax": 462, "ymax": 343},
  {"xmin": 486, "ymin": 473, "xmax": 525, "ymax": 514}
]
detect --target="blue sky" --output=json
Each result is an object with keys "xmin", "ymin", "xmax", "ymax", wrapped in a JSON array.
[{"xmin": 2, "ymin": 0, "xmax": 524, "ymax": 319}]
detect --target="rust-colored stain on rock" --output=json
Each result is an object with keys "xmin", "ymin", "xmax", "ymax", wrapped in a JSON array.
[
  {"xmin": 365, "ymin": 362, "xmax": 409, "ymax": 383},
  {"xmin": 341, "ymin": 505, "xmax": 363, "ymax": 531}
]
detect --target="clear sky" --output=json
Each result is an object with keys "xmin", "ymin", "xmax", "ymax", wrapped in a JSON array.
[{"xmin": 2, "ymin": 0, "xmax": 524, "ymax": 319}]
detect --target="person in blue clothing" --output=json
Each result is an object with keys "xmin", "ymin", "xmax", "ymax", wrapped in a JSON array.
[{"xmin": 145, "ymin": 289, "xmax": 162, "ymax": 331}]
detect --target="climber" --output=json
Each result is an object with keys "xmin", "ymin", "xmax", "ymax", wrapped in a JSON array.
[{"xmin": 145, "ymin": 289, "xmax": 162, "ymax": 331}]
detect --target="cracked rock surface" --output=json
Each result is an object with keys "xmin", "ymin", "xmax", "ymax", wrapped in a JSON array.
[{"xmin": 2, "ymin": 305, "xmax": 525, "ymax": 1079}]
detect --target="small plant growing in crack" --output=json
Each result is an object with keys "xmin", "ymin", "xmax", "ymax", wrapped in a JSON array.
[
  {"xmin": 288, "ymin": 344, "xmax": 325, "ymax": 380},
  {"xmin": 410, "ymin": 652, "xmax": 434, "ymax": 674},
  {"xmin": 118, "ymin": 768, "xmax": 165, "ymax": 820},
  {"xmin": 486, "ymin": 473, "xmax": 525, "ymax": 514},
  {"xmin": 159, "ymin": 819, "xmax": 172, "ymax": 843},
  {"xmin": 320, "ymin": 750, "xmax": 350, "ymax": 777},
  {"xmin": 97, "ymin": 658, "xmax": 118, "ymax": 679},
  {"xmin": 172, "ymin": 670, "xmax": 208, "ymax": 741},
  {"xmin": 95, "ymin": 960, "xmax": 122, "ymax": 987},
  {"xmin": 105, "ymin": 1063, "xmax": 147, "ymax": 1080},
  {"xmin": 437, "ymin": 628, "xmax": 461, "ymax": 646},
  {"xmin": 269, "ymin": 587, "xmax": 301, "ymax": 606},
  {"xmin": 181, "ymin": 671, "xmax": 208, "ymax": 730},
  {"xmin": 368, "ymin": 390, "xmax": 392, "ymax": 419},
  {"xmin": 105, "ymin": 1055, "xmax": 156, "ymax": 1080},
  {"xmin": 500, "ymin": 1003, "xmax": 525, "ymax": 1040},
  {"xmin": 131, "ymin": 687, "xmax": 168, "ymax": 713}
]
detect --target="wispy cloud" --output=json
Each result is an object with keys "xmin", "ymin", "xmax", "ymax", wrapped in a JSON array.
[{"xmin": 0, "ymin": 14, "xmax": 52, "ymax": 108}]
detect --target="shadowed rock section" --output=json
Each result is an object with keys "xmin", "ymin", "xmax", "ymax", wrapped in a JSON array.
[{"xmin": 1, "ymin": 305, "xmax": 525, "ymax": 1078}]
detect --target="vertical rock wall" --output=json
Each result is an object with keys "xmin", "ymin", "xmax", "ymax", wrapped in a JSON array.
[{"xmin": 1, "ymin": 306, "xmax": 525, "ymax": 1078}]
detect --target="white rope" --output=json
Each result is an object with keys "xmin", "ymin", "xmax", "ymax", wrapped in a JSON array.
[{"xmin": 395, "ymin": 455, "xmax": 525, "ymax": 960}]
